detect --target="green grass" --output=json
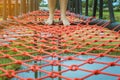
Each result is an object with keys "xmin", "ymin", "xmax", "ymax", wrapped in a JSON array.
[
  {"xmin": 82, "ymin": 9, "xmax": 120, "ymax": 22},
  {"xmin": 0, "ymin": 44, "xmax": 31, "ymax": 80},
  {"xmin": 103, "ymin": 11, "xmax": 120, "ymax": 22}
]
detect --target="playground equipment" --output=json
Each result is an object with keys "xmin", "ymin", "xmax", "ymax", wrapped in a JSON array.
[
  {"xmin": 0, "ymin": 0, "xmax": 120, "ymax": 80},
  {"xmin": 0, "ymin": 10, "xmax": 120, "ymax": 80}
]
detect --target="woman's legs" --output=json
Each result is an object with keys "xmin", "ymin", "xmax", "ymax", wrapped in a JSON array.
[
  {"xmin": 45, "ymin": 0, "xmax": 56, "ymax": 25},
  {"xmin": 59, "ymin": 0, "xmax": 70, "ymax": 26},
  {"xmin": 46, "ymin": 0, "xmax": 70, "ymax": 26}
]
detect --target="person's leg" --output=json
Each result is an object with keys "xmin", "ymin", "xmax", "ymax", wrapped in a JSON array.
[
  {"xmin": 59, "ymin": 0, "xmax": 70, "ymax": 26},
  {"xmin": 45, "ymin": 0, "xmax": 56, "ymax": 25}
]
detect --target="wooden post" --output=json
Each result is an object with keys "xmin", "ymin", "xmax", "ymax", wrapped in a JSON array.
[
  {"xmin": 30, "ymin": 0, "xmax": 34, "ymax": 12},
  {"xmin": 15, "ymin": 0, "xmax": 19, "ymax": 16},
  {"xmin": 24, "ymin": 0, "xmax": 27, "ymax": 13},
  {"xmin": 37, "ymin": 0, "xmax": 39, "ymax": 10},
  {"xmin": 27, "ymin": 0, "xmax": 30, "ymax": 12},
  {"xmin": 33, "ymin": 0, "xmax": 36, "ymax": 11},
  {"xmin": 3, "ymin": 0, "xmax": 7, "ymax": 20},
  {"xmin": 20, "ymin": 0, "xmax": 23, "ymax": 15},
  {"xmin": 35, "ymin": 0, "xmax": 37, "ymax": 10},
  {"xmin": 21, "ymin": 0, "xmax": 26, "ymax": 14},
  {"xmin": 36, "ymin": 0, "xmax": 39, "ymax": 10},
  {"xmin": 8, "ymin": 0, "xmax": 12, "ymax": 16},
  {"xmin": 26, "ymin": 0, "xmax": 29, "ymax": 13}
]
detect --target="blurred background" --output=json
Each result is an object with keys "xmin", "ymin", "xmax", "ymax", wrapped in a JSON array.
[{"xmin": 0, "ymin": 0, "xmax": 120, "ymax": 22}]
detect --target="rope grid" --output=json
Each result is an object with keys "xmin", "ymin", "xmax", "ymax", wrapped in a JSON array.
[{"xmin": 0, "ymin": 10, "xmax": 120, "ymax": 80}]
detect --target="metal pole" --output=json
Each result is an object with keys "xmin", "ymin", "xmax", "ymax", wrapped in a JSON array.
[
  {"xmin": 92, "ymin": 0, "xmax": 98, "ymax": 17},
  {"xmin": 85, "ymin": 0, "xmax": 89, "ymax": 16},
  {"xmin": 58, "ymin": 34, "xmax": 62, "ymax": 80},
  {"xmin": 67, "ymin": 0, "xmax": 71, "ymax": 11},
  {"xmin": 3, "ymin": 0, "xmax": 7, "ymax": 20},
  {"xmin": 78, "ymin": 0, "xmax": 80, "ymax": 14},
  {"xmin": 108, "ymin": 0, "xmax": 115, "ymax": 22},
  {"xmin": 71, "ymin": 0, "xmax": 74, "ymax": 12},
  {"xmin": 79, "ymin": 0, "xmax": 82, "ymax": 15},
  {"xmin": 99, "ymin": 0, "xmax": 103, "ymax": 19},
  {"xmin": 75, "ymin": 0, "xmax": 79, "ymax": 14},
  {"xmin": 69, "ymin": 0, "xmax": 72, "ymax": 11}
]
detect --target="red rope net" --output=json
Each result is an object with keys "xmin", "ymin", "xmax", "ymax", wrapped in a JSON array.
[{"xmin": 0, "ymin": 11, "xmax": 120, "ymax": 80}]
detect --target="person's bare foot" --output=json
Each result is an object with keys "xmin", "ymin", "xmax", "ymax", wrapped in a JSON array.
[
  {"xmin": 45, "ymin": 18, "xmax": 54, "ymax": 25},
  {"xmin": 61, "ymin": 17, "xmax": 70, "ymax": 26}
]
